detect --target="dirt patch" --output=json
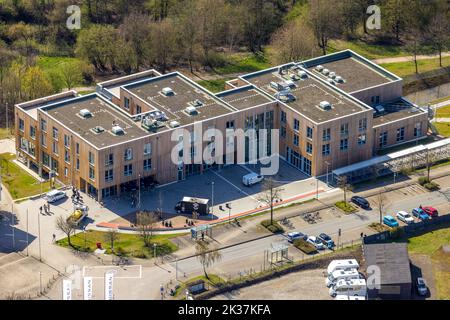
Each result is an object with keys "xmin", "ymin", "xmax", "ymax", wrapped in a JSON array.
[
  {"xmin": 410, "ymin": 253, "xmax": 436, "ymax": 299},
  {"xmin": 211, "ymin": 269, "xmax": 332, "ymax": 300}
]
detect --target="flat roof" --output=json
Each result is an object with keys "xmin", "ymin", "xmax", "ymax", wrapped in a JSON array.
[
  {"xmin": 17, "ymin": 92, "xmax": 78, "ymax": 120},
  {"xmin": 42, "ymin": 94, "xmax": 149, "ymax": 148},
  {"xmin": 124, "ymin": 73, "xmax": 235, "ymax": 127},
  {"xmin": 216, "ymin": 86, "xmax": 274, "ymax": 110},
  {"xmin": 99, "ymin": 70, "xmax": 161, "ymax": 98},
  {"xmin": 363, "ymin": 243, "xmax": 412, "ymax": 285},
  {"xmin": 373, "ymin": 99, "xmax": 427, "ymax": 127},
  {"xmin": 302, "ymin": 50, "xmax": 400, "ymax": 93},
  {"xmin": 242, "ymin": 68, "xmax": 369, "ymax": 123}
]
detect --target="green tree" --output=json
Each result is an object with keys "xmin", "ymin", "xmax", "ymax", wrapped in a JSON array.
[{"xmin": 195, "ymin": 240, "xmax": 222, "ymax": 280}]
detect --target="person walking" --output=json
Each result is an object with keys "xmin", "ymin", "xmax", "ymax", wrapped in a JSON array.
[
  {"xmin": 52, "ymin": 234, "xmax": 56, "ymax": 243},
  {"xmin": 39, "ymin": 206, "xmax": 43, "ymax": 215}
]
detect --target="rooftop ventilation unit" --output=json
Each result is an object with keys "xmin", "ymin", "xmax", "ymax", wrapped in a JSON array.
[
  {"xmin": 329, "ymin": 72, "xmax": 336, "ymax": 79},
  {"xmin": 285, "ymin": 80, "xmax": 296, "ymax": 89},
  {"xmin": 191, "ymin": 99, "xmax": 203, "ymax": 107},
  {"xmin": 162, "ymin": 87, "xmax": 174, "ymax": 96},
  {"xmin": 142, "ymin": 116, "xmax": 157, "ymax": 130},
  {"xmin": 319, "ymin": 101, "xmax": 332, "ymax": 111},
  {"xmin": 298, "ymin": 71, "xmax": 308, "ymax": 79},
  {"xmin": 316, "ymin": 65, "xmax": 324, "ymax": 72},
  {"xmin": 92, "ymin": 126, "xmax": 105, "ymax": 134},
  {"xmin": 79, "ymin": 109, "xmax": 92, "ymax": 118},
  {"xmin": 111, "ymin": 125, "xmax": 125, "ymax": 135},
  {"xmin": 169, "ymin": 121, "xmax": 180, "ymax": 128},
  {"xmin": 149, "ymin": 110, "xmax": 168, "ymax": 121},
  {"xmin": 185, "ymin": 106, "xmax": 197, "ymax": 115},
  {"xmin": 290, "ymin": 74, "xmax": 300, "ymax": 81},
  {"xmin": 322, "ymin": 69, "xmax": 330, "ymax": 76},
  {"xmin": 335, "ymin": 76, "xmax": 345, "ymax": 83},
  {"xmin": 328, "ymin": 79, "xmax": 336, "ymax": 85}
]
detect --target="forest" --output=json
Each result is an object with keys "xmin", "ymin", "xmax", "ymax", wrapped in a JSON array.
[{"xmin": 0, "ymin": 0, "xmax": 449, "ymax": 129}]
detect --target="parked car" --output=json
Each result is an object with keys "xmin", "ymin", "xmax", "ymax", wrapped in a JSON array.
[
  {"xmin": 416, "ymin": 277, "xmax": 428, "ymax": 296},
  {"xmin": 396, "ymin": 211, "xmax": 415, "ymax": 224},
  {"xmin": 318, "ymin": 233, "xmax": 335, "ymax": 248},
  {"xmin": 422, "ymin": 206, "xmax": 438, "ymax": 218},
  {"xmin": 306, "ymin": 236, "xmax": 325, "ymax": 250},
  {"xmin": 45, "ymin": 190, "xmax": 67, "ymax": 203},
  {"xmin": 351, "ymin": 196, "xmax": 370, "ymax": 209},
  {"xmin": 383, "ymin": 215, "xmax": 399, "ymax": 228},
  {"xmin": 287, "ymin": 232, "xmax": 307, "ymax": 243},
  {"xmin": 412, "ymin": 208, "xmax": 430, "ymax": 221}
]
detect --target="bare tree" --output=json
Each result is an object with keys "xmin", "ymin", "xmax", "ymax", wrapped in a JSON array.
[
  {"xmin": 257, "ymin": 178, "xmax": 283, "ymax": 225},
  {"xmin": 376, "ymin": 191, "xmax": 386, "ymax": 224},
  {"xmin": 136, "ymin": 211, "xmax": 158, "ymax": 247},
  {"xmin": 60, "ymin": 62, "xmax": 83, "ymax": 91},
  {"xmin": 309, "ymin": 0, "xmax": 342, "ymax": 55},
  {"xmin": 426, "ymin": 11, "xmax": 450, "ymax": 67},
  {"xmin": 195, "ymin": 240, "xmax": 222, "ymax": 280},
  {"xmin": 337, "ymin": 176, "xmax": 352, "ymax": 203},
  {"xmin": 55, "ymin": 215, "xmax": 76, "ymax": 247},
  {"xmin": 104, "ymin": 228, "xmax": 119, "ymax": 253}
]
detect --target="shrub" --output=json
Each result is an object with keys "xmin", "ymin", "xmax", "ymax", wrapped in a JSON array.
[
  {"xmin": 335, "ymin": 201, "xmax": 356, "ymax": 213},
  {"xmin": 424, "ymin": 182, "xmax": 440, "ymax": 191},
  {"xmin": 389, "ymin": 227, "xmax": 405, "ymax": 240},
  {"xmin": 418, "ymin": 177, "xmax": 430, "ymax": 186},
  {"xmin": 261, "ymin": 220, "xmax": 284, "ymax": 233},
  {"xmin": 369, "ymin": 222, "xmax": 389, "ymax": 233},
  {"xmin": 293, "ymin": 239, "xmax": 317, "ymax": 254},
  {"xmin": 116, "ymin": 247, "xmax": 126, "ymax": 256}
]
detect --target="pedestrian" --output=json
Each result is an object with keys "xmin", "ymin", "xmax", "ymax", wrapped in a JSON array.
[
  {"xmin": 52, "ymin": 234, "xmax": 56, "ymax": 243},
  {"xmin": 201, "ymin": 232, "xmax": 205, "ymax": 241},
  {"xmin": 39, "ymin": 206, "xmax": 43, "ymax": 215},
  {"xmin": 43, "ymin": 204, "xmax": 47, "ymax": 214},
  {"xmin": 360, "ymin": 232, "xmax": 363, "ymax": 238}
]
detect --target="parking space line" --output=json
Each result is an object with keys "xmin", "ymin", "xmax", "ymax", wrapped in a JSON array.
[
  {"xmin": 211, "ymin": 170, "xmax": 259, "ymax": 202},
  {"xmin": 239, "ymin": 164, "xmax": 254, "ymax": 174}
]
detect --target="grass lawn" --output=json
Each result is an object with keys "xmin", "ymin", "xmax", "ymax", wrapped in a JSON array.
[
  {"xmin": 174, "ymin": 274, "xmax": 225, "ymax": 298},
  {"xmin": 37, "ymin": 56, "xmax": 86, "ymax": 90},
  {"xmin": 214, "ymin": 52, "xmax": 271, "ymax": 75},
  {"xmin": 380, "ymin": 56, "xmax": 450, "ymax": 78},
  {"xmin": 0, "ymin": 153, "xmax": 58, "ymax": 199},
  {"xmin": 435, "ymin": 105, "xmax": 450, "ymax": 118},
  {"xmin": 432, "ymin": 96, "xmax": 450, "ymax": 105},
  {"xmin": 0, "ymin": 128, "xmax": 12, "ymax": 140},
  {"xmin": 407, "ymin": 227, "xmax": 450, "ymax": 299},
  {"xmin": 434, "ymin": 122, "xmax": 450, "ymax": 137},
  {"xmin": 56, "ymin": 230, "xmax": 179, "ymax": 258},
  {"xmin": 328, "ymin": 39, "xmax": 408, "ymax": 60},
  {"xmin": 197, "ymin": 79, "xmax": 230, "ymax": 93},
  {"xmin": 335, "ymin": 201, "xmax": 357, "ymax": 214}
]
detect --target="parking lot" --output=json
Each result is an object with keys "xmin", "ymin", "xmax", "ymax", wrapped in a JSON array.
[{"xmin": 103, "ymin": 160, "xmax": 331, "ymax": 222}]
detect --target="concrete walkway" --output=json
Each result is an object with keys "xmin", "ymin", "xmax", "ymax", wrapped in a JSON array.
[{"xmin": 374, "ymin": 51, "xmax": 450, "ymax": 64}]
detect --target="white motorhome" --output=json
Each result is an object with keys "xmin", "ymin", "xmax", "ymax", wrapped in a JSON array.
[
  {"xmin": 335, "ymin": 295, "xmax": 366, "ymax": 300},
  {"xmin": 242, "ymin": 173, "xmax": 264, "ymax": 186},
  {"xmin": 327, "ymin": 259, "xmax": 359, "ymax": 275},
  {"xmin": 329, "ymin": 279, "xmax": 367, "ymax": 298},
  {"xmin": 326, "ymin": 269, "xmax": 360, "ymax": 287}
]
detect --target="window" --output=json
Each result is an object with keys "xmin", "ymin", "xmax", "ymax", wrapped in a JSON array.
[
  {"xmin": 306, "ymin": 142, "xmax": 313, "ymax": 154},
  {"xmin": 124, "ymin": 164, "xmax": 133, "ymax": 176},
  {"xmin": 124, "ymin": 148, "xmax": 133, "ymax": 161},
  {"xmin": 281, "ymin": 111, "xmax": 287, "ymax": 124},
  {"xmin": 30, "ymin": 126, "xmax": 36, "ymax": 139},
  {"xmin": 414, "ymin": 123, "xmax": 422, "ymax": 137},
  {"xmin": 64, "ymin": 167, "xmax": 68, "ymax": 177},
  {"xmin": 76, "ymin": 143, "xmax": 80, "ymax": 155},
  {"xmin": 371, "ymin": 96, "xmax": 380, "ymax": 105},
  {"xmin": 322, "ymin": 144, "xmax": 330, "ymax": 156},
  {"xmin": 64, "ymin": 135, "xmax": 70, "ymax": 148},
  {"xmin": 52, "ymin": 127, "xmax": 58, "ymax": 140},
  {"xmin": 322, "ymin": 128, "xmax": 331, "ymax": 141},
  {"xmin": 89, "ymin": 167, "xmax": 95, "ymax": 181},
  {"xmin": 340, "ymin": 123, "xmax": 349, "ymax": 136},
  {"xmin": 41, "ymin": 133, "xmax": 47, "ymax": 147},
  {"xmin": 42, "ymin": 152, "xmax": 50, "ymax": 167},
  {"xmin": 105, "ymin": 153, "xmax": 114, "ymax": 166},
  {"xmin": 358, "ymin": 134, "xmax": 367, "ymax": 145},
  {"xmin": 307, "ymin": 127, "xmax": 313, "ymax": 139},
  {"xmin": 105, "ymin": 169, "xmax": 114, "ymax": 182},
  {"xmin": 281, "ymin": 126, "xmax": 286, "ymax": 138},
  {"xmin": 19, "ymin": 118, "xmax": 24, "ymax": 132},
  {"xmin": 340, "ymin": 138, "xmax": 348, "ymax": 151},
  {"xmin": 379, "ymin": 132, "xmax": 388, "ymax": 148},
  {"xmin": 144, "ymin": 143, "xmax": 152, "ymax": 156},
  {"xmin": 76, "ymin": 158, "xmax": 80, "ymax": 171},
  {"xmin": 144, "ymin": 159, "xmax": 152, "ymax": 171},
  {"xmin": 358, "ymin": 118, "xmax": 367, "ymax": 132},
  {"xmin": 124, "ymin": 97, "xmax": 130, "ymax": 109},
  {"xmin": 294, "ymin": 119, "xmax": 300, "ymax": 131},
  {"xmin": 40, "ymin": 119, "xmax": 47, "ymax": 132},
  {"xmin": 88, "ymin": 151, "xmax": 95, "ymax": 165},
  {"xmin": 396, "ymin": 127, "xmax": 405, "ymax": 142},
  {"xmin": 293, "ymin": 134, "xmax": 299, "ymax": 146},
  {"xmin": 51, "ymin": 158, "xmax": 59, "ymax": 174},
  {"xmin": 226, "ymin": 120, "xmax": 235, "ymax": 129},
  {"xmin": 52, "ymin": 141, "xmax": 58, "ymax": 155},
  {"xmin": 64, "ymin": 150, "xmax": 70, "ymax": 163},
  {"xmin": 136, "ymin": 105, "xmax": 141, "ymax": 114}
]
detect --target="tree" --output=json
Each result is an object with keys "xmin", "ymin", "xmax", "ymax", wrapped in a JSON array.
[
  {"xmin": 60, "ymin": 62, "xmax": 84, "ymax": 90},
  {"xmin": 195, "ymin": 240, "xmax": 222, "ymax": 280},
  {"xmin": 105, "ymin": 228, "xmax": 119, "ymax": 253},
  {"xmin": 337, "ymin": 176, "xmax": 352, "ymax": 203},
  {"xmin": 136, "ymin": 211, "xmax": 158, "ymax": 247},
  {"xmin": 21, "ymin": 66, "xmax": 53, "ymax": 100},
  {"xmin": 426, "ymin": 11, "xmax": 450, "ymax": 67},
  {"xmin": 257, "ymin": 178, "xmax": 283, "ymax": 225},
  {"xmin": 145, "ymin": 19, "xmax": 177, "ymax": 73},
  {"xmin": 376, "ymin": 191, "xmax": 385, "ymax": 225},
  {"xmin": 271, "ymin": 18, "xmax": 318, "ymax": 64},
  {"xmin": 55, "ymin": 216, "xmax": 76, "ymax": 247}
]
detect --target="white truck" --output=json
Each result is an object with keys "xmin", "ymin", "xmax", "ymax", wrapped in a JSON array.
[{"xmin": 242, "ymin": 173, "xmax": 264, "ymax": 186}]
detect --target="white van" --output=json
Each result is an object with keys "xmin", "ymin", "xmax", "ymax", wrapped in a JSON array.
[
  {"xmin": 45, "ymin": 190, "xmax": 67, "ymax": 203},
  {"xmin": 329, "ymin": 278, "xmax": 367, "ymax": 298},
  {"xmin": 327, "ymin": 259, "xmax": 359, "ymax": 275},
  {"xmin": 242, "ymin": 173, "xmax": 264, "ymax": 186},
  {"xmin": 325, "ymin": 269, "xmax": 360, "ymax": 287}
]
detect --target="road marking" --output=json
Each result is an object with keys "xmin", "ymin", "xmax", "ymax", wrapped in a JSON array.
[
  {"xmin": 211, "ymin": 170, "xmax": 259, "ymax": 202},
  {"xmin": 82, "ymin": 265, "xmax": 142, "ymax": 279}
]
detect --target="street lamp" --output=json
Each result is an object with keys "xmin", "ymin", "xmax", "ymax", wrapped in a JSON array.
[
  {"xmin": 211, "ymin": 181, "xmax": 215, "ymax": 221},
  {"xmin": 153, "ymin": 243, "xmax": 157, "ymax": 263},
  {"xmin": 325, "ymin": 161, "xmax": 331, "ymax": 186}
]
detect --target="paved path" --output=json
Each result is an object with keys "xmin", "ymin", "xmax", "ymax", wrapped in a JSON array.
[{"xmin": 374, "ymin": 52, "xmax": 450, "ymax": 64}]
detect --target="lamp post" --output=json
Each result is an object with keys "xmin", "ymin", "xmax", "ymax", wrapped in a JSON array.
[
  {"xmin": 153, "ymin": 243, "xmax": 157, "ymax": 264},
  {"xmin": 38, "ymin": 206, "xmax": 42, "ymax": 261},
  {"xmin": 211, "ymin": 181, "xmax": 214, "ymax": 221},
  {"xmin": 138, "ymin": 174, "xmax": 141, "ymax": 210},
  {"xmin": 325, "ymin": 161, "xmax": 330, "ymax": 186}
]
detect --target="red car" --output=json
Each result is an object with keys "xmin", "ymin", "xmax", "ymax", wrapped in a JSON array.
[{"xmin": 422, "ymin": 206, "xmax": 438, "ymax": 217}]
